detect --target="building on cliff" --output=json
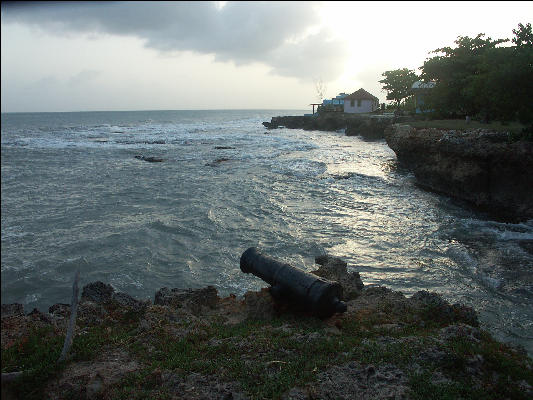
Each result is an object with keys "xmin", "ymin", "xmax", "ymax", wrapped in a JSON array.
[
  {"xmin": 322, "ymin": 93, "xmax": 348, "ymax": 106},
  {"xmin": 343, "ymin": 89, "xmax": 379, "ymax": 113},
  {"xmin": 315, "ymin": 93, "xmax": 348, "ymax": 113},
  {"xmin": 412, "ymin": 81, "xmax": 436, "ymax": 113}
]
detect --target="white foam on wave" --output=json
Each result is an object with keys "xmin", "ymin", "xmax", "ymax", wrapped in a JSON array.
[
  {"xmin": 1, "ymin": 226, "xmax": 32, "ymax": 240},
  {"xmin": 446, "ymin": 243, "xmax": 508, "ymax": 291},
  {"xmin": 25, "ymin": 293, "xmax": 41, "ymax": 304},
  {"xmin": 276, "ymin": 141, "xmax": 318, "ymax": 152},
  {"xmin": 461, "ymin": 218, "xmax": 533, "ymax": 241},
  {"xmin": 239, "ymin": 150, "xmax": 283, "ymax": 161},
  {"xmin": 271, "ymin": 159, "xmax": 327, "ymax": 178},
  {"xmin": 480, "ymin": 273, "xmax": 505, "ymax": 290}
]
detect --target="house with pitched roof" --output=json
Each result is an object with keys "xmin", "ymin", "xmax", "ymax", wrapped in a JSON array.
[{"xmin": 343, "ymin": 89, "xmax": 380, "ymax": 113}]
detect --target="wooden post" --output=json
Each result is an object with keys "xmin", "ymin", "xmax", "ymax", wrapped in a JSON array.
[{"xmin": 309, "ymin": 104, "xmax": 322, "ymax": 115}]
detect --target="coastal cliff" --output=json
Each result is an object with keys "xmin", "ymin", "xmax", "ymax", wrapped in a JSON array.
[
  {"xmin": 2, "ymin": 256, "xmax": 532, "ymax": 399},
  {"xmin": 385, "ymin": 124, "xmax": 533, "ymax": 222},
  {"xmin": 263, "ymin": 114, "xmax": 395, "ymax": 141}
]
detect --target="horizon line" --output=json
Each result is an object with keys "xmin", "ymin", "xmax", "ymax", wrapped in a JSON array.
[{"xmin": 1, "ymin": 108, "xmax": 310, "ymax": 115}]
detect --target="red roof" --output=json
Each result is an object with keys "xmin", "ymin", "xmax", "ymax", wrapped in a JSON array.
[{"xmin": 344, "ymin": 88, "xmax": 379, "ymax": 101}]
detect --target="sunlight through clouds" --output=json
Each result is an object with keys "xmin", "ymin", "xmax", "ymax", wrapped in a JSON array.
[{"xmin": 1, "ymin": 1, "xmax": 531, "ymax": 112}]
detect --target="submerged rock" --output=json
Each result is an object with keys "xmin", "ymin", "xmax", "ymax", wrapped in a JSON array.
[
  {"xmin": 143, "ymin": 140, "xmax": 165, "ymax": 144},
  {"xmin": 205, "ymin": 158, "xmax": 231, "ymax": 166},
  {"xmin": 135, "ymin": 155, "xmax": 164, "ymax": 162}
]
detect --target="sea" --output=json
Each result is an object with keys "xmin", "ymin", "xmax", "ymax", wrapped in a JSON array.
[{"xmin": 1, "ymin": 109, "xmax": 532, "ymax": 354}]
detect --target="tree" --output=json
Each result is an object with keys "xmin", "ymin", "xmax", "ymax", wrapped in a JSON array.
[
  {"xmin": 315, "ymin": 78, "xmax": 327, "ymax": 103},
  {"xmin": 420, "ymin": 33, "xmax": 509, "ymax": 118},
  {"xmin": 379, "ymin": 68, "xmax": 418, "ymax": 107},
  {"xmin": 509, "ymin": 23, "xmax": 533, "ymax": 125},
  {"xmin": 419, "ymin": 24, "xmax": 532, "ymax": 125},
  {"xmin": 512, "ymin": 22, "xmax": 533, "ymax": 47}
]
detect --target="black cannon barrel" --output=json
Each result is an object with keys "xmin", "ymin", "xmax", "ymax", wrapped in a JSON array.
[{"xmin": 240, "ymin": 247, "xmax": 347, "ymax": 318}]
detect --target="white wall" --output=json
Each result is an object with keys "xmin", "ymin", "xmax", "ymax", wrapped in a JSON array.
[{"xmin": 344, "ymin": 99, "xmax": 377, "ymax": 113}]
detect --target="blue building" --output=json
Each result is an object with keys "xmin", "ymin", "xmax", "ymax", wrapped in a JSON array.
[
  {"xmin": 412, "ymin": 81, "xmax": 436, "ymax": 113},
  {"xmin": 322, "ymin": 93, "xmax": 348, "ymax": 107}
]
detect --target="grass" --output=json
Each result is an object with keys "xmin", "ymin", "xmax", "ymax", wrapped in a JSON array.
[
  {"xmin": 442, "ymin": 333, "xmax": 533, "ymax": 400},
  {"xmin": 3, "ymin": 305, "xmax": 532, "ymax": 400},
  {"xmin": 142, "ymin": 318, "xmax": 337, "ymax": 398},
  {"xmin": 123, "ymin": 314, "xmax": 436, "ymax": 399},
  {"xmin": 1, "ymin": 308, "xmax": 143, "ymax": 400},
  {"xmin": 408, "ymin": 371, "xmax": 486, "ymax": 400},
  {"xmin": 1, "ymin": 326, "xmax": 65, "ymax": 399},
  {"xmin": 407, "ymin": 119, "xmax": 526, "ymax": 134}
]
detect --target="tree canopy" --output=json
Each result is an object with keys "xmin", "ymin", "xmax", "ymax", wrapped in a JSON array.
[
  {"xmin": 378, "ymin": 68, "xmax": 419, "ymax": 107},
  {"xmin": 419, "ymin": 23, "xmax": 533, "ymax": 125}
]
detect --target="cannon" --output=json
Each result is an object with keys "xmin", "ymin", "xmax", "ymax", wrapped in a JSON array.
[{"xmin": 240, "ymin": 247, "xmax": 347, "ymax": 318}]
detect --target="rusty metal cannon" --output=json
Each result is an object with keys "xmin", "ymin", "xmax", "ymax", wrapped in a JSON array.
[{"xmin": 240, "ymin": 247, "xmax": 347, "ymax": 318}]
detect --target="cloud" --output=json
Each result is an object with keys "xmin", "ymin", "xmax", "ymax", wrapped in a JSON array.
[
  {"xmin": 1, "ymin": 1, "xmax": 348, "ymax": 82},
  {"xmin": 67, "ymin": 69, "xmax": 101, "ymax": 86},
  {"xmin": 268, "ymin": 31, "xmax": 348, "ymax": 81}
]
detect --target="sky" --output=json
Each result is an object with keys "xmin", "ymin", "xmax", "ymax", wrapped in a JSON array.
[{"xmin": 1, "ymin": 1, "xmax": 531, "ymax": 113}]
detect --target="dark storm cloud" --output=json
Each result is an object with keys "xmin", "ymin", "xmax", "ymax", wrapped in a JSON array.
[{"xmin": 1, "ymin": 1, "xmax": 347, "ymax": 81}]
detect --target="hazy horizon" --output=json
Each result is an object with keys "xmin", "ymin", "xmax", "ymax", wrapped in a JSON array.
[
  {"xmin": 2, "ymin": 1, "xmax": 531, "ymax": 113},
  {"xmin": 1, "ymin": 107, "xmax": 309, "ymax": 114}
]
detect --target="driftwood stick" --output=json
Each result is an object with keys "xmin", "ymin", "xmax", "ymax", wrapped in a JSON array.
[
  {"xmin": 58, "ymin": 270, "xmax": 80, "ymax": 362},
  {"xmin": 1, "ymin": 271, "xmax": 80, "ymax": 383}
]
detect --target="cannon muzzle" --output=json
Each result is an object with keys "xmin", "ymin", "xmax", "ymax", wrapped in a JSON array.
[{"xmin": 240, "ymin": 247, "xmax": 347, "ymax": 318}]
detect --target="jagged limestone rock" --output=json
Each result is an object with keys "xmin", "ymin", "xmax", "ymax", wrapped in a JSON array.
[{"xmin": 313, "ymin": 255, "xmax": 364, "ymax": 300}]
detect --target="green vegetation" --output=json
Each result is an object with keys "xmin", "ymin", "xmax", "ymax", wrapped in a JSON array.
[
  {"xmin": 408, "ymin": 371, "xmax": 485, "ymax": 400},
  {"xmin": 2, "ymin": 302, "xmax": 532, "ymax": 399},
  {"xmin": 1, "ymin": 310, "xmax": 142, "ymax": 400},
  {"xmin": 379, "ymin": 68, "xmax": 419, "ymax": 108},
  {"xmin": 421, "ymin": 23, "xmax": 533, "ymax": 125},
  {"xmin": 1, "ymin": 327, "xmax": 64, "ymax": 399},
  {"xmin": 119, "ymin": 313, "xmax": 431, "ymax": 399},
  {"xmin": 380, "ymin": 23, "xmax": 533, "ymax": 134},
  {"xmin": 407, "ymin": 119, "xmax": 526, "ymax": 134}
]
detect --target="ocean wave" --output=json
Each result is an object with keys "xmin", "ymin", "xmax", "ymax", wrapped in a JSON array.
[
  {"xmin": 2, "ymin": 109, "xmax": 532, "ymax": 356},
  {"xmin": 270, "ymin": 159, "xmax": 327, "ymax": 178}
]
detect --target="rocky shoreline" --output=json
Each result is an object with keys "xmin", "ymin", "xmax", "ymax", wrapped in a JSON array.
[
  {"xmin": 385, "ymin": 124, "xmax": 533, "ymax": 222},
  {"xmin": 263, "ymin": 113, "xmax": 533, "ymax": 222},
  {"xmin": 2, "ymin": 255, "xmax": 532, "ymax": 399},
  {"xmin": 263, "ymin": 113, "xmax": 396, "ymax": 141}
]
